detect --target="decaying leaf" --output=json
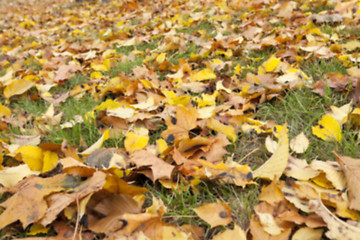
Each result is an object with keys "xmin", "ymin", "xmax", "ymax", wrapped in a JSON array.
[
  {"xmin": 130, "ymin": 150, "xmax": 174, "ymax": 181},
  {"xmin": 309, "ymin": 199, "xmax": 360, "ymax": 240},
  {"xmin": 334, "ymin": 152, "xmax": 360, "ymax": 211},
  {"xmin": 0, "ymin": 174, "xmax": 76, "ymax": 229}
]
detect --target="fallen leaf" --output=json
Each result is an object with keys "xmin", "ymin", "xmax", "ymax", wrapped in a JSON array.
[
  {"xmin": 4, "ymin": 78, "xmax": 35, "ymax": 99},
  {"xmin": 194, "ymin": 200, "xmax": 232, "ymax": 228},
  {"xmin": 312, "ymin": 114, "xmax": 342, "ymax": 142},
  {"xmin": 189, "ymin": 68, "xmax": 216, "ymax": 82},
  {"xmin": 0, "ymin": 174, "xmax": 76, "ymax": 229},
  {"xmin": 334, "ymin": 152, "xmax": 360, "ymax": 211},
  {"xmin": 161, "ymin": 105, "xmax": 198, "ymax": 140},
  {"xmin": 15, "ymin": 145, "xmax": 44, "ymax": 171},
  {"xmin": 130, "ymin": 150, "xmax": 174, "ymax": 181},
  {"xmin": 291, "ymin": 227, "xmax": 323, "ymax": 240},
  {"xmin": 125, "ymin": 131, "xmax": 149, "ymax": 153},
  {"xmin": 0, "ymin": 164, "xmax": 39, "ymax": 188},
  {"xmin": 212, "ymin": 224, "xmax": 246, "ymax": 240},
  {"xmin": 289, "ymin": 132, "xmax": 309, "ymax": 154},
  {"xmin": 81, "ymin": 129, "xmax": 110, "ymax": 156},
  {"xmin": 40, "ymin": 171, "xmax": 106, "ymax": 226},
  {"xmin": 253, "ymin": 125, "xmax": 289, "ymax": 180},
  {"xmin": 309, "ymin": 199, "xmax": 360, "ymax": 240}
]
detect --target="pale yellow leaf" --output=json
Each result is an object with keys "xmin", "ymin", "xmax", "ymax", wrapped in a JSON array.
[
  {"xmin": 253, "ymin": 125, "xmax": 289, "ymax": 180},
  {"xmin": 212, "ymin": 224, "xmax": 246, "ymax": 240},
  {"xmin": 290, "ymin": 132, "xmax": 309, "ymax": 154},
  {"xmin": 291, "ymin": 227, "xmax": 323, "ymax": 240},
  {"xmin": 4, "ymin": 79, "xmax": 35, "ymax": 99},
  {"xmin": 0, "ymin": 164, "xmax": 39, "ymax": 187},
  {"xmin": 81, "ymin": 129, "xmax": 110, "ymax": 156}
]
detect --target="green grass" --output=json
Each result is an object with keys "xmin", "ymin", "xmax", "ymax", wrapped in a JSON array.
[
  {"xmin": 146, "ymin": 180, "xmax": 260, "ymax": 238},
  {"xmin": 50, "ymin": 73, "xmax": 88, "ymax": 95},
  {"xmin": 257, "ymin": 87, "xmax": 360, "ymax": 160}
]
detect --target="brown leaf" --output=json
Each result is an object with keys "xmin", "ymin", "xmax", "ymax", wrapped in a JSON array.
[
  {"xmin": 54, "ymin": 64, "xmax": 81, "ymax": 83},
  {"xmin": 40, "ymin": 171, "xmax": 106, "ymax": 226},
  {"xmin": 130, "ymin": 150, "xmax": 174, "ymax": 181},
  {"xmin": 0, "ymin": 174, "xmax": 76, "ymax": 229},
  {"xmin": 334, "ymin": 152, "xmax": 360, "ymax": 211}
]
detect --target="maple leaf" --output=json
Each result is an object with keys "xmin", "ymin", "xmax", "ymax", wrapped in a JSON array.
[
  {"xmin": 130, "ymin": 150, "xmax": 174, "ymax": 181},
  {"xmin": 161, "ymin": 105, "xmax": 199, "ymax": 141},
  {"xmin": 0, "ymin": 174, "xmax": 77, "ymax": 229}
]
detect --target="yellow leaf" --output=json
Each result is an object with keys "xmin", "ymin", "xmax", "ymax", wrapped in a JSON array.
[
  {"xmin": 42, "ymin": 151, "xmax": 59, "ymax": 173},
  {"xmin": 91, "ymin": 63, "xmax": 108, "ymax": 72},
  {"xmin": 342, "ymin": 40, "xmax": 360, "ymax": 52},
  {"xmin": 81, "ymin": 129, "xmax": 110, "ymax": 156},
  {"xmin": 19, "ymin": 20, "xmax": 35, "ymax": 28},
  {"xmin": 194, "ymin": 200, "xmax": 232, "ymax": 228},
  {"xmin": 312, "ymin": 114, "xmax": 342, "ymax": 142},
  {"xmin": 0, "ymin": 103, "xmax": 11, "ymax": 117},
  {"xmin": 162, "ymin": 226, "xmax": 189, "ymax": 240},
  {"xmin": 4, "ymin": 79, "xmax": 35, "ymax": 98},
  {"xmin": 207, "ymin": 118, "xmax": 237, "ymax": 142},
  {"xmin": 125, "ymin": 131, "xmax": 149, "ymax": 153},
  {"xmin": 263, "ymin": 55, "xmax": 281, "ymax": 72},
  {"xmin": 190, "ymin": 68, "xmax": 216, "ymax": 82},
  {"xmin": 310, "ymin": 160, "xmax": 346, "ymax": 190},
  {"xmin": 91, "ymin": 71, "xmax": 103, "ymax": 79},
  {"xmin": 256, "ymin": 212, "xmax": 283, "ymax": 235},
  {"xmin": 16, "ymin": 146, "xmax": 44, "ymax": 171},
  {"xmin": 27, "ymin": 223, "xmax": 50, "ymax": 236},
  {"xmin": 212, "ymin": 224, "xmax": 246, "ymax": 240},
  {"xmin": 156, "ymin": 53, "xmax": 166, "ymax": 64},
  {"xmin": 156, "ymin": 139, "xmax": 168, "ymax": 155},
  {"xmin": 0, "ymin": 164, "xmax": 39, "ymax": 187},
  {"xmin": 253, "ymin": 124, "xmax": 289, "ymax": 180}
]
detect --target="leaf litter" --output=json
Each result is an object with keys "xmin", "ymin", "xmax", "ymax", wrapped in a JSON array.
[{"xmin": 0, "ymin": 0, "xmax": 360, "ymax": 239}]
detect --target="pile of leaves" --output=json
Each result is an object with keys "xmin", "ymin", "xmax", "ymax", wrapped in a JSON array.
[{"xmin": 1, "ymin": 0, "xmax": 360, "ymax": 239}]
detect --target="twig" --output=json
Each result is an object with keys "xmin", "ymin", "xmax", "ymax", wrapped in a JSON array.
[{"xmin": 238, "ymin": 147, "xmax": 259, "ymax": 163}]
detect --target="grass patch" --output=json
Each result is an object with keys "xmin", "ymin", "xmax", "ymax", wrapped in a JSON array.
[
  {"xmin": 177, "ymin": 20, "xmax": 216, "ymax": 36},
  {"xmin": 257, "ymin": 87, "xmax": 360, "ymax": 160},
  {"xmin": 59, "ymin": 94, "xmax": 97, "ymax": 122},
  {"xmin": 301, "ymin": 57, "xmax": 347, "ymax": 80},
  {"xmin": 109, "ymin": 58, "xmax": 144, "ymax": 76},
  {"xmin": 146, "ymin": 180, "xmax": 260, "ymax": 238},
  {"xmin": 50, "ymin": 73, "xmax": 88, "ymax": 95}
]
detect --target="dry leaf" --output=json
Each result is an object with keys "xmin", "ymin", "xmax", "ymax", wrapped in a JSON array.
[
  {"xmin": 253, "ymin": 125, "xmax": 289, "ymax": 180},
  {"xmin": 334, "ymin": 152, "xmax": 360, "ymax": 211},
  {"xmin": 212, "ymin": 224, "xmax": 246, "ymax": 240},
  {"xmin": 130, "ymin": 150, "xmax": 174, "ymax": 181},
  {"xmin": 289, "ymin": 132, "xmax": 309, "ymax": 154},
  {"xmin": 309, "ymin": 199, "xmax": 360, "ymax": 240},
  {"xmin": 0, "ymin": 174, "xmax": 75, "ymax": 228},
  {"xmin": 194, "ymin": 200, "xmax": 232, "ymax": 228}
]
